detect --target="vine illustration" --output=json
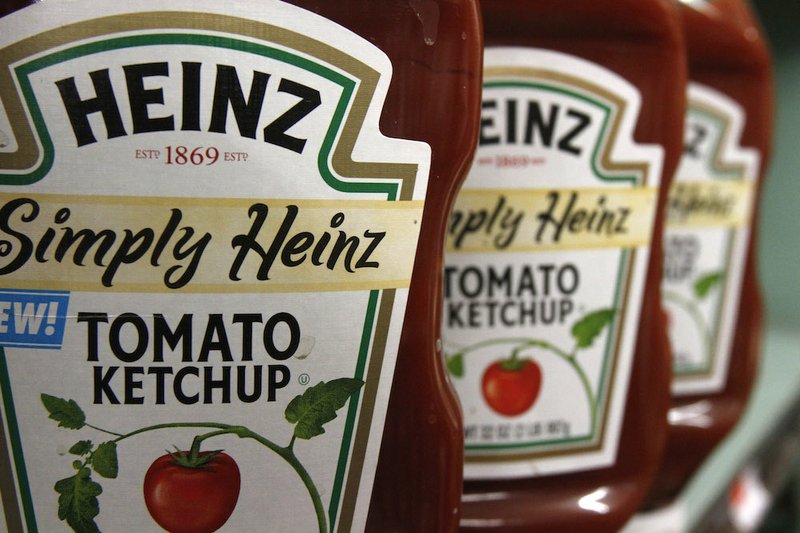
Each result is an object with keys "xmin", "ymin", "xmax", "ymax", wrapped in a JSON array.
[
  {"xmin": 445, "ymin": 308, "xmax": 615, "ymax": 423},
  {"xmin": 662, "ymin": 270, "xmax": 724, "ymax": 365},
  {"xmin": 41, "ymin": 377, "xmax": 363, "ymax": 533}
]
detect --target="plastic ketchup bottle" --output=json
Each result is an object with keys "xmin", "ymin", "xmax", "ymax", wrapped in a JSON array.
[
  {"xmin": 0, "ymin": 1, "xmax": 482, "ymax": 531},
  {"xmin": 643, "ymin": 0, "xmax": 774, "ymax": 511},
  {"xmin": 442, "ymin": 1, "xmax": 686, "ymax": 531}
]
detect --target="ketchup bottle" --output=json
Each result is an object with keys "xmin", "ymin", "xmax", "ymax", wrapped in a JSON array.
[
  {"xmin": 643, "ymin": 0, "xmax": 774, "ymax": 509},
  {"xmin": 442, "ymin": 1, "xmax": 686, "ymax": 531},
  {"xmin": 0, "ymin": 1, "xmax": 481, "ymax": 531}
]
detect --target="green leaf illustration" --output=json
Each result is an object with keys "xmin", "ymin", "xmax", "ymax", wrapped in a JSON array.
[
  {"xmin": 55, "ymin": 468, "xmax": 102, "ymax": 533},
  {"xmin": 68, "ymin": 441, "xmax": 93, "ymax": 456},
  {"xmin": 91, "ymin": 442, "xmax": 118, "ymax": 479},
  {"xmin": 571, "ymin": 309, "xmax": 616, "ymax": 349},
  {"xmin": 41, "ymin": 394, "xmax": 86, "ymax": 430},
  {"xmin": 694, "ymin": 271, "xmax": 724, "ymax": 299},
  {"xmin": 285, "ymin": 378, "xmax": 364, "ymax": 440},
  {"xmin": 446, "ymin": 353, "xmax": 464, "ymax": 377}
]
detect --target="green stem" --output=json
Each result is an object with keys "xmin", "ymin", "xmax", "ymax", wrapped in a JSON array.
[
  {"xmin": 110, "ymin": 422, "xmax": 231, "ymax": 443},
  {"xmin": 85, "ymin": 423, "xmax": 122, "ymax": 438},
  {"xmin": 521, "ymin": 341, "xmax": 596, "ymax": 427},
  {"xmin": 566, "ymin": 344, "xmax": 597, "ymax": 429},
  {"xmin": 96, "ymin": 422, "xmax": 328, "ymax": 533},
  {"xmin": 451, "ymin": 337, "xmax": 552, "ymax": 356},
  {"xmin": 195, "ymin": 427, "xmax": 327, "ymax": 533},
  {"xmin": 662, "ymin": 289, "xmax": 712, "ymax": 360}
]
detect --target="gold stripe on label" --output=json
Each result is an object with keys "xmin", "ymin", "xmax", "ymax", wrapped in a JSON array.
[
  {"xmin": 666, "ymin": 180, "xmax": 754, "ymax": 229},
  {"xmin": 446, "ymin": 187, "xmax": 657, "ymax": 252},
  {"xmin": 0, "ymin": 193, "xmax": 422, "ymax": 293}
]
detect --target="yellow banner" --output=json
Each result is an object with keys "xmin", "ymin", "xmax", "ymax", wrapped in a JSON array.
[
  {"xmin": 666, "ymin": 181, "xmax": 754, "ymax": 229},
  {"xmin": 447, "ymin": 187, "xmax": 657, "ymax": 252},
  {"xmin": 0, "ymin": 193, "xmax": 423, "ymax": 293}
]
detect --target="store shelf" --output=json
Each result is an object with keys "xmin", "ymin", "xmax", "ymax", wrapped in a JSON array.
[
  {"xmin": 683, "ymin": 325, "xmax": 800, "ymax": 532},
  {"xmin": 624, "ymin": 326, "xmax": 800, "ymax": 533}
]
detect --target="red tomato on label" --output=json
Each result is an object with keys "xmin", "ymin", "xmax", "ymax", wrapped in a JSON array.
[
  {"xmin": 481, "ymin": 359, "xmax": 542, "ymax": 416},
  {"xmin": 143, "ymin": 451, "xmax": 241, "ymax": 533}
]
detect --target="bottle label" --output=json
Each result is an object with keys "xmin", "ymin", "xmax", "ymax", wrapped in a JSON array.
[
  {"xmin": 0, "ymin": 1, "xmax": 430, "ymax": 531},
  {"xmin": 443, "ymin": 48, "xmax": 663, "ymax": 479},
  {"xmin": 664, "ymin": 83, "xmax": 759, "ymax": 396}
]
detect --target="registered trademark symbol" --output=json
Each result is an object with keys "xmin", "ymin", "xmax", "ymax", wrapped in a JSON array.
[{"xmin": 299, "ymin": 373, "xmax": 310, "ymax": 386}]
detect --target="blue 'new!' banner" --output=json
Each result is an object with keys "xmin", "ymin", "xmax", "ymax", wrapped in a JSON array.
[{"xmin": 0, "ymin": 289, "xmax": 70, "ymax": 349}]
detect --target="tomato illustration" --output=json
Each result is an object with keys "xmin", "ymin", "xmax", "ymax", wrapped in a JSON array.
[
  {"xmin": 143, "ymin": 450, "xmax": 241, "ymax": 533},
  {"xmin": 481, "ymin": 358, "xmax": 542, "ymax": 416}
]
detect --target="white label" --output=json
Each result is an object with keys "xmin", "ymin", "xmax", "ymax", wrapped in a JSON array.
[
  {"xmin": 665, "ymin": 83, "xmax": 759, "ymax": 396},
  {"xmin": 0, "ymin": 1, "xmax": 430, "ymax": 531},
  {"xmin": 443, "ymin": 48, "xmax": 663, "ymax": 479}
]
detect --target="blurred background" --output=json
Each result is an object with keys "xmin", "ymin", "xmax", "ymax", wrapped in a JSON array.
[
  {"xmin": 753, "ymin": 0, "xmax": 800, "ymax": 330},
  {"xmin": 735, "ymin": 3, "xmax": 800, "ymax": 530}
]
